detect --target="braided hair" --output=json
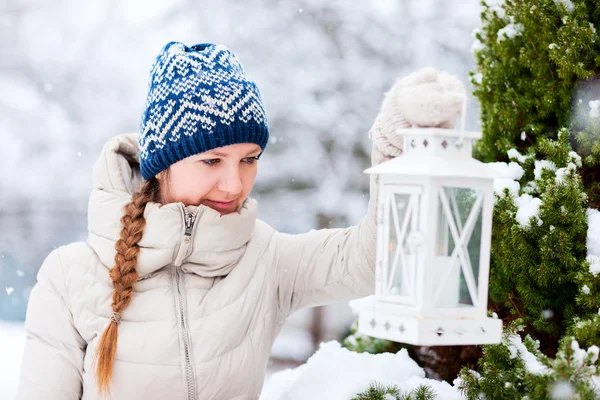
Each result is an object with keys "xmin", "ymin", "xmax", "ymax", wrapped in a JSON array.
[{"xmin": 93, "ymin": 175, "xmax": 164, "ymax": 395}]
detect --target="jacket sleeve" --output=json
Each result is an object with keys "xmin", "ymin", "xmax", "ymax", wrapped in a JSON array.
[
  {"xmin": 16, "ymin": 249, "xmax": 86, "ymax": 400},
  {"xmin": 273, "ymin": 162, "xmax": 382, "ymax": 317},
  {"xmin": 272, "ymin": 105, "xmax": 405, "ymax": 317}
]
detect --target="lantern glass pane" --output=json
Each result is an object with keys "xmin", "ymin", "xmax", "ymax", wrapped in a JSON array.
[
  {"xmin": 432, "ymin": 187, "xmax": 483, "ymax": 308},
  {"xmin": 386, "ymin": 191, "xmax": 419, "ymax": 301}
]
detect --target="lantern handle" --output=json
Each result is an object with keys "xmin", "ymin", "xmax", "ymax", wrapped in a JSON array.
[{"xmin": 457, "ymin": 94, "xmax": 467, "ymax": 145}]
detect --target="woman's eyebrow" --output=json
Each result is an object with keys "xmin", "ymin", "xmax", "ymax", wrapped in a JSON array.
[
  {"xmin": 204, "ymin": 149, "xmax": 261, "ymax": 157},
  {"xmin": 246, "ymin": 149, "xmax": 262, "ymax": 156},
  {"xmin": 205, "ymin": 150, "xmax": 228, "ymax": 157}
]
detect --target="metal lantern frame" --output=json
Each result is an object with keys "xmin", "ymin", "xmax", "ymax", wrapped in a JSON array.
[{"xmin": 358, "ymin": 109, "xmax": 503, "ymax": 346}]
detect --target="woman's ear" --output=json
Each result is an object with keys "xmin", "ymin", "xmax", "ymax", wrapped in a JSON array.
[{"xmin": 155, "ymin": 169, "xmax": 171, "ymax": 205}]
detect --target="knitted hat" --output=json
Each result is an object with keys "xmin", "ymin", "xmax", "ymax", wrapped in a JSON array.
[{"xmin": 138, "ymin": 42, "xmax": 269, "ymax": 180}]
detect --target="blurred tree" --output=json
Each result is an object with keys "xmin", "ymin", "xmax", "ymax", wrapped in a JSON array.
[{"xmin": 0, "ymin": 0, "xmax": 480, "ymax": 334}]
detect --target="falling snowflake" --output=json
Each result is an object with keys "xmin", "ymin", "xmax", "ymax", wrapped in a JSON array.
[{"xmin": 542, "ymin": 309, "xmax": 554, "ymax": 320}]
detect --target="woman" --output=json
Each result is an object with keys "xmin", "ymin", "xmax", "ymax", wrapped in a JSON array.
[{"xmin": 16, "ymin": 42, "xmax": 465, "ymax": 399}]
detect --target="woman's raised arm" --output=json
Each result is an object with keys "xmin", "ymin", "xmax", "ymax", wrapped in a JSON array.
[{"xmin": 272, "ymin": 68, "xmax": 466, "ymax": 317}]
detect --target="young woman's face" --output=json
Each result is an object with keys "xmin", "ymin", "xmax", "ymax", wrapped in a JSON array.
[{"xmin": 158, "ymin": 143, "xmax": 262, "ymax": 215}]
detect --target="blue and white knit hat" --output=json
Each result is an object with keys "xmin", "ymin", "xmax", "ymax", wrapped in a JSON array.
[{"xmin": 138, "ymin": 42, "xmax": 269, "ymax": 180}]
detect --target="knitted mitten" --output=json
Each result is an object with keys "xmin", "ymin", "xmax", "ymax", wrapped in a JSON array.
[{"xmin": 369, "ymin": 67, "xmax": 466, "ymax": 166}]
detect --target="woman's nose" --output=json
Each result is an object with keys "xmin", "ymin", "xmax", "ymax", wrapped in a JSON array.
[{"xmin": 218, "ymin": 166, "xmax": 243, "ymax": 195}]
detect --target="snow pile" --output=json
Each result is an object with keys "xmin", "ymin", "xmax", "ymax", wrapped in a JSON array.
[
  {"xmin": 484, "ymin": 155, "xmax": 548, "ymax": 228},
  {"xmin": 487, "ymin": 161, "xmax": 523, "ymax": 198},
  {"xmin": 489, "ymin": 4, "xmax": 506, "ymax": 19},
  {"xmin": 554, "ymin": 0, "xmax": 575, "ymax": 13},
  {"xmin": 534, "ymin": 160, "xmax": 557, "ymax": 180},
  {"xmin": 587, "ymin": 255, "xmax": 600, "ymax": 276},
  {"xmin": 587, "ymin": 345, "xmax": 599, "ymax": 364},
  {"xmin": 507, "ymin": 148, "xmax": 528, "ymax": 163},
  {"xmin": 348, "ymin": 295, "xmax": 376, "ymax": 316},
  {"xmin": 554, "ymin": 162, "xmax": 577, "ymax": 185},
  {"xmin": 506, "ymin": 335, "xmax": 549, "ymax": 375},
  {"xmin": 515, "ymin": 194, "xmax": 543, "ymax": 228},
  {"xmin": 551, "ymin": 381, "xmax": 575, "ymax": 399},
  {"xmin": 569, "ymin": 151, "xmax": 582, "ymax": 167},
  {"xmin": 0, "ymin": 321, "xmax": 25, "ymax": 399},
  {"xmin": 587, "ymin": 208, "xmax": 600, "ymax": 276},
  {"xmin": 497, "ymin": 19, "xmax": 524, "ymax": 43},
  {"xmin": 270, "ymin": 327, "xmax": 315, "ymax": 362},
  {"xmin": 471, "ymin": 72, "xmax": 483, "ymax": 85},
  {"xmin": 582, "ymin": 285, "xmax": 591, "ymax": 295},
  {"xmin": 586, "ymin": 209, "xmax": 600, "ymax": 257},
  {"xmin": 486, "ymin": 153, "xmax": 551, "ymax": 228},
  {"xmin": 260, "ymin": 341, "xmax": 462, "ymax": 400},
  {"xmin": 571, "ymin": 340, "xmax": 589, "ymax": 364},
  {"xmin": 471, "ymin": 28, "xmax": 485, "ymax": 54}
]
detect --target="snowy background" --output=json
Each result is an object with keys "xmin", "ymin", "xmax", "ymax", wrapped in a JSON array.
[{"xmin": 0, "ymin": 0, "xmax": 482, "ymax": 398}]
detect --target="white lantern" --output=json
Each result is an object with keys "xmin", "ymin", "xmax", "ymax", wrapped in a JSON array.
[{"xmin": 358, "ymin": 110, "xmax": 503, "ymax": 346}]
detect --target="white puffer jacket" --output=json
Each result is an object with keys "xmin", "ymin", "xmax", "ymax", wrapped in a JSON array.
[{"xmin": 16, "ymin": 132, "xmax": 379, "ymax": 400}]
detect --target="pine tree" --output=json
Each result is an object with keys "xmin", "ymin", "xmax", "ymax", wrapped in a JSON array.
[
  {"xmin": 487, "ymin": 129, "xmax": 587, "ymax": 339},
  {"xmin": 351, "ymin": 382, "xmax": 437, "ymax": 400},
  {"xmin": 345, "ymin": 0, "xmax": 600, "ymax": 396},
  {"xmin": 458, "ymin": 0, "xmax": 600, "ymax": 397},
  {"xmin": 472, "ymin": 0, "xmax": 600, "ymax": 207}
]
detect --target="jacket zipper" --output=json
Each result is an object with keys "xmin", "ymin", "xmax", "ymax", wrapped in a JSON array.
[
  {"xmin": 174, "ymin": 211, "xmax": 196, "ymax": 266},
  {"xmin": 173, "ymin": 206, "xmax": 198, "ymax": 400}
]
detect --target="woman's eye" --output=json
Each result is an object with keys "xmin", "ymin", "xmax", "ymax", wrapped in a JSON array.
[
  {"xmin": 242, "ymin": 157, "xmax": 259, "ymax": 164},
  {"xmin": 201, "ymin": 159, "xmax": 220, "ymax": 166}
]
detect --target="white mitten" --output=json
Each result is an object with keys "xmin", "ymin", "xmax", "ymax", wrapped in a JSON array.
[{"xmin": 369, "ymin": 67, "xmax": 466, "ymax": 166}]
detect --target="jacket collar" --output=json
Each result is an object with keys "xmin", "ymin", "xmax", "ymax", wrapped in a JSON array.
[{"xmin": 86, "ymin": 133, "xmax": 257, "ymax": 279}]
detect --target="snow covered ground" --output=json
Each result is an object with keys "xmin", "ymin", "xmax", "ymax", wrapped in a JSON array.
[
  {"xmin": 0, "ymin": 321, "xmax": 25, "ymax": 400},
  {"xmin": 260, "ymin": 341, "xmax": 462, "ymax": 400}
]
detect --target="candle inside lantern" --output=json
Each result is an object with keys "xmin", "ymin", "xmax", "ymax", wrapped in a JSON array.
[{"xmin": 432, "ymin": 255, "xmax": 460, "ymax": 308}]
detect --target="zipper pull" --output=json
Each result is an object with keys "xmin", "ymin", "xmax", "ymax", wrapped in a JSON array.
[
  {"xmin": 174, "ymin": 210, "xmax": 197, "ymax": 267},
  {"xmin": 185, "ymin": 212, "xmax": 196, "ymax": 236}
]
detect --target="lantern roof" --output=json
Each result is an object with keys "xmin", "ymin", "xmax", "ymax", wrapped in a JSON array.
[
  {"xmin": 364, "ymin": 152, "xmax": 505, "ymax": 179},
  {"xmin": 365, "ymin": 128, "xmax": 506, "ymax": 180}
]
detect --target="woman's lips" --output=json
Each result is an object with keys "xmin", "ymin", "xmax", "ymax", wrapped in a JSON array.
[{"xmin": 203, "ymin": 199, "xmax": 236, "ymax": 212}]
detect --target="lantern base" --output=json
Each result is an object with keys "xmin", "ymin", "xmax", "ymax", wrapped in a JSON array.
[{"xmin": 358, "ymin": 308, "xmax": 502, "ymax": 346}]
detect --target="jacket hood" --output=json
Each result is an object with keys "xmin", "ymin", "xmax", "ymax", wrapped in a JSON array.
[{"xmin": 86, "ymin": 133, "xmax": 257, "ymax": 279}]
